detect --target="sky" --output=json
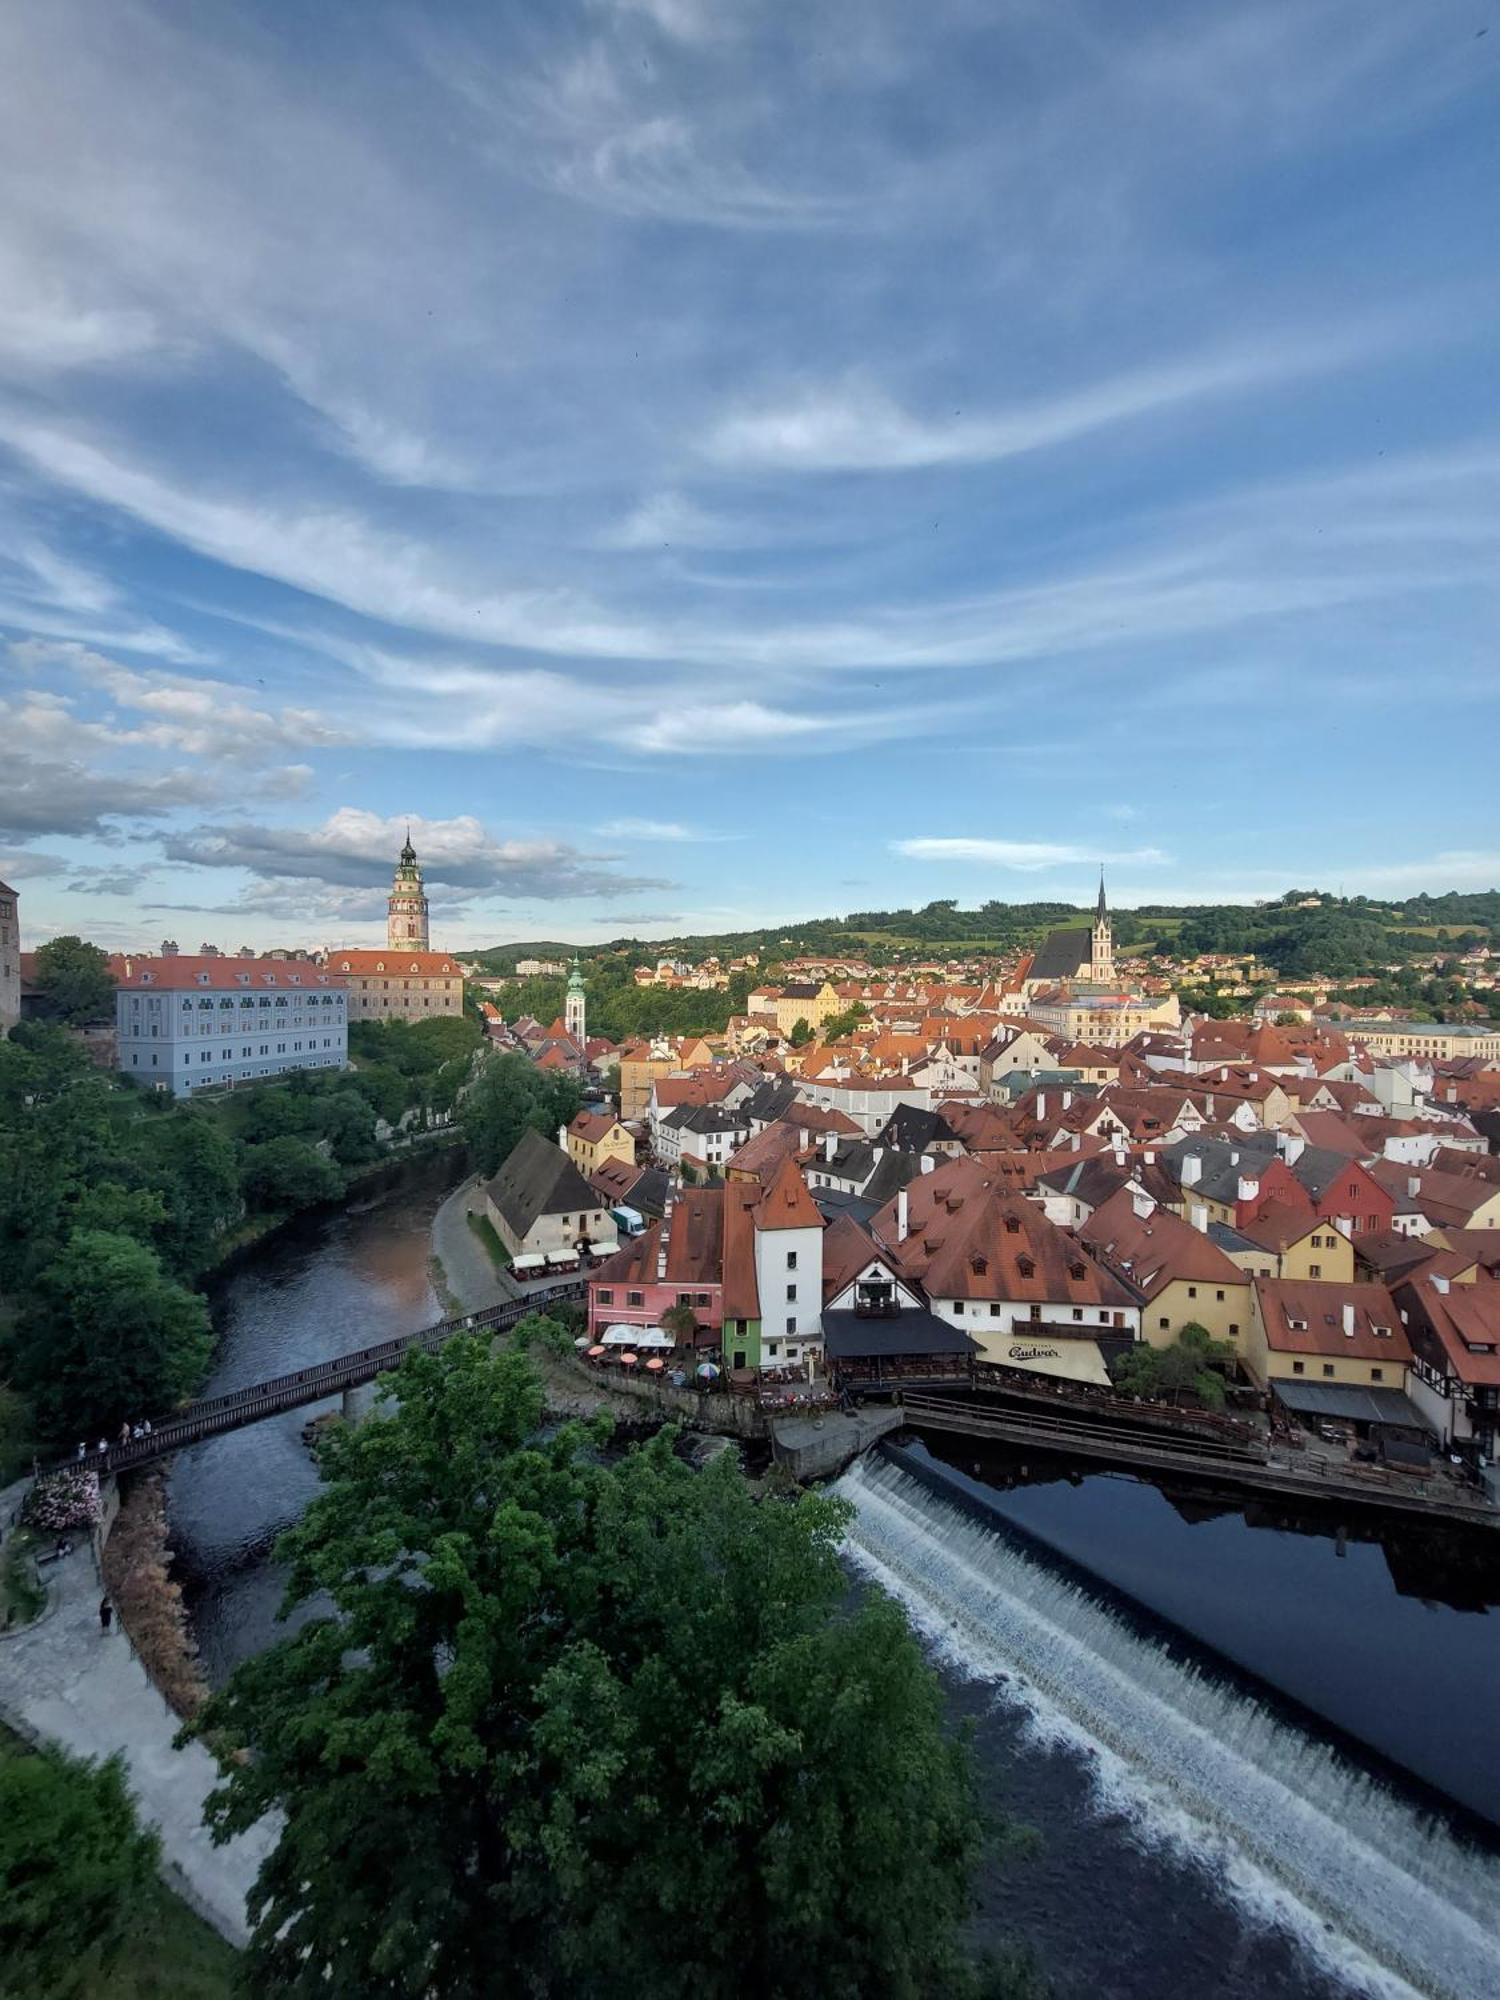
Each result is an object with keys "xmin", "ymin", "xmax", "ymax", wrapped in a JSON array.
[{"xmin": 1, "ymin": 0, "xmax": 1498, "ymax": 953}]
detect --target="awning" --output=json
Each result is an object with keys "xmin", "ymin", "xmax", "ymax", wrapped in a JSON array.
[
  {"xmin": 632, "ymin": 1328, "xmax": 674, "ymax": 1350},
  {"xmin": 1271, "ymin": 1379, "xmax": 1430, "ymax": 1432},
  {"xmin": 512, "ymin": 1253, "xmax": 548, "ymax": 1273},
  {"xmin": 988, "ymin": 1336, "xmax": 1112, "ymax": 1388},
  {"xmin": 602, "ymin": 1324, "xmax": 645, "ymax": 1346}
]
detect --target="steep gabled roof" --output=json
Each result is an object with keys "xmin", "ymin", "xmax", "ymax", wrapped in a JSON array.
[
  {"xmin": 485, "ymin": 1128, "xmax": 600, "ymax": 1239},
  {"xmin": 753, "ymin": 1156, "xmax": 825, "ymax": 1234}
]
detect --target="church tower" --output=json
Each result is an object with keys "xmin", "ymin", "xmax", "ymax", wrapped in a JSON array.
[
  {"xmin": 387, "ymin": 829, "xmax": 430, "ymax": 949},
  {"xmin": 1089, "ymin": 871, "xmax": 1114, "ymax": 985},
  {"xmin": 565, "ymin": 955, "xmax": 587, "ymax": 1049}
]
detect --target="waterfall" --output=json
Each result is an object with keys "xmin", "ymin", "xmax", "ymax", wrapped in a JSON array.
[{"xmin": 836, "ymin": 1453, "xmax": 1500, "ymax": 2000}]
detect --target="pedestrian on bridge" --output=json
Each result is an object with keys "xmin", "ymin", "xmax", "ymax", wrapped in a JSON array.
[
  {"xmin": 98, "ymin": 1598, "xmax": 113, "ymax": 1633},
  {"xmin": 97, "ymin": 1438, "xmax": 107, "ymax": 1455},
  {"xmin": 118, "ymin": 1422, "xmax": 130, "ymax": 1446},
  {"xmin": 76, "ymin": 1441, "xmax": 85, "ymax": 1459}
]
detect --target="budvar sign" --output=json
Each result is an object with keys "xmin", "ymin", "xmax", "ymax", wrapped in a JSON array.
[{"xmin": 1008, "ymin": 1344, "xmax": 1060, "ymax": 1363}]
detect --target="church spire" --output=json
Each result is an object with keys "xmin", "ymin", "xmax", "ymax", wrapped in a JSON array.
[{"xmin": 1096, "ymin": 869, "xmax": 1108, "ymax": 923}]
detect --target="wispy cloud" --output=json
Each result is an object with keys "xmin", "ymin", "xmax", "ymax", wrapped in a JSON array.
[
  {"xmin": 892, "ymin": 838, "xmax": 1169, "ymax": 871},
  {"xmin": 595, "ymin": 817, "xmax": 738, "ymax": 842}
]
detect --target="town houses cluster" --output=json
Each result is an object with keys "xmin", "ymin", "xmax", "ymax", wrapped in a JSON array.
[{"xmin": 474, "ymin": 888, "xmax": 1500, "ymax": 1483}]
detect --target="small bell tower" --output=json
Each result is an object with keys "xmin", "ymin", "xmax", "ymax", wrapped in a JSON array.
[
  {"xmin": 565, "ymin": 955, "xmax": 587, "ymax": 1048},
  {"xmin": 1089, "ymin": 871, "xmax": 1114, "ymax": 985},
  {"xmin": 387, "ymin": 827, "xmax": 430, "ymax": 949}
]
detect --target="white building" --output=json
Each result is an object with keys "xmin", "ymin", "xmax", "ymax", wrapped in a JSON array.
[{"xmin": 116, "ymin": 955, "xmax": 348, "ymax": 1096}]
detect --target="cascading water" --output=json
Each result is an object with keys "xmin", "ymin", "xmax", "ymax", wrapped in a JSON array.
[{"xmin": 836, "ymin": 1453, "xmax": 1500, "ymax": 2000}]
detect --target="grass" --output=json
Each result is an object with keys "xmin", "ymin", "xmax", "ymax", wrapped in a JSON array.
[
  {"xmin": 0, "ymin": 1527, "xmax": 47, "ymax": 1631},
  {"xmin": 467, "ymin": 1209, "xmax": 512, "ymax": 1271},
  {"xmin": 0, "ymin": 1726, "xmax": 238, "ymax": 1999}
]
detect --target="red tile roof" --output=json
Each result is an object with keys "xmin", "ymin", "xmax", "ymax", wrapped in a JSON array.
[
  {"xmin": 753, "ymin": 1157, "xmax": 824, "ymax": 1234},
  {"xmin": 115, "ymin": 955, "xmax": 346, "ymax": 991},
  {"xmin": 1252, "ymin": 1277, "xmax": 1411, "ymax": 1363},
  {"xmin": 329, "ymin": 950, "xmax": 461, "ymax": 975}
]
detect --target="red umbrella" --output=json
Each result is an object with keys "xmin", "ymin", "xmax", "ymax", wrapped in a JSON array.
[
  {"xmin": 586, "ymin": 1344, "xmax": 606, "ymax": 1358},
  {"xmin": 645, "ymin": 1357, "xmax": 665, "ymax": 1372},
  {"xmin": 620, "ymin": 1352, "xmax": 639, "ymax": 1367}
]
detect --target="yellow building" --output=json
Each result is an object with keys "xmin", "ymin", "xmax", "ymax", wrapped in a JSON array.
[
  {"xmin": 1346, "ymin": 1022, "xmax": 1500, "ymax": 1062},
  {"xmin": 1079, "ymin": 1189, "xmax": 1254, "ymax": 1356},
  {"xmin": 564, "ymin": 1109, "xmax": 635, "ymax": 1175},
  {"xmin": 1244, "ymin": 1278, "xmax": 1412, "ymax": 1394},
  {"xmin": 749, "ymin": 980, "xmax": 840, "ymax": 1038},
  {"xmin": 1227, "ymin": 1212, "xmax": 1356, "ymax": 1284}
]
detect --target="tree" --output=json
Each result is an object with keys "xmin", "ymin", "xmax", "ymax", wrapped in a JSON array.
[
  {"xmin": 1111, "ymin": 1323, "xmax": 1232, "ymax": 1411},
  {"xmin": 30, "ymin": 936, "xmax": 117, "ymax": 1027},
  {"xmin": 0, "ymin": 1744, "xmax": 160, "ymax": 2000},
  {"xmin": 239, "ymin": 1136, "xmax": 343, "ymax": 1213},
  {"xmin": 659, "ymin": 1302, "xmax": 698, "ymax": 1345},
  {"xmin": 195, "ymin": 1339, "xmax": 991, "ymax": 2000},
  {"xmin": 788, "ymin": 1016, "xmax": 815, "ymax": 1047},
  {"xmin": 7, "ymin": 1229, "xmax": 213, "ymax": 1439},
  {"xmin": 461, "ymin": 1052, "xmax": 581, "ymax": 1178}
]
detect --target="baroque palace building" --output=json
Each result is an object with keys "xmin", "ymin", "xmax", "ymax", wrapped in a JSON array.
[{"xmin": 320, "ymin": 833, "xmax": 465, "ymax": 1024}]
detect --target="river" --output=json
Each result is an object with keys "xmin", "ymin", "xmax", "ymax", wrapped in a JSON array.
[{"xmin": 168, "ymin": 1172, "xmax": 1500, "ymax": 2000}]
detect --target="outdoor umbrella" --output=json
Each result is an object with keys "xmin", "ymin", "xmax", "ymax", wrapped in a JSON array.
[
  {"xmin": 586, "ymin": 1344, "xmax": 606, "ymax": 1359},
  {"xmin": 573, "ymin": 1335, "xmax": 592, "ymax": 1349},
  {"xmin": 696, "ymin": 1362, "xmax": 721, "ymax": 1380},
  {"xmin": 645, "ymin": 1357, "xmax": 665, "ymax": 1372},
  {"xmin": 633, "ymin": 1328, "xmax": 673, "ymax": 1350},
  {"xmin": 620, "ymin": 1352, "xmax": 639, "ymax": 1367}
]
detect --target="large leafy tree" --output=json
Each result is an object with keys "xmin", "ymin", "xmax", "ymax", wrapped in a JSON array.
[
  {"xmin": 461, "ymin": 1050, "xmax": 581, "ymax": 1177},
  {"xmin": 0, "ymin": 1743, "xmax": 160, "ymax": 2000},
  {"xmin": 8, "ymin": 1229, "xmax": 213, "ymax": 1438},
  {"xmin": 196, "ymin": 1337, "xmax": 990, "ymax": 1999},
  {"xmin": 30, "ymin": 935, "xmax": 117, "ymax": 1025},
  {"xmin": 238, "ymin": 1134, "xmax": 343, "ymax": 1213}
]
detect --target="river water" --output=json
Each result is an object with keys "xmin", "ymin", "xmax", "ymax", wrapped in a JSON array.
[{"xmin": 169, "ymin": 1171, "xmax": 1500, "ymax": 2000}]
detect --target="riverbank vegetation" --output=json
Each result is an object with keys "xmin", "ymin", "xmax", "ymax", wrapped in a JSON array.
[
  {"xmin": 460, "ymin": 1049, "xmax": 580, "ymax": 1177},
  {"xmin": 100, "ymin": 1474, "xmax": 209, "ymax": 1722},
  {"xmin": 194, "ymin": 1330, "xmax": 1035, "ymax": 1998},
  {"xmin": 0, "ymin": 1012, "xmax": 480, "ymax": 1455},
  {"xmin": 0, "ymin": 1728, "xmax": 234, "ymax": 2000}
]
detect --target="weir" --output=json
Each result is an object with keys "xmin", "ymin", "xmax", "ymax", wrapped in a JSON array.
[{"xmin": 836, "ymin": 1453, "xmax": 1500, "ymax": 2000}]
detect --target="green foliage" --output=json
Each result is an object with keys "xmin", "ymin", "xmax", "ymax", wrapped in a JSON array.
[
  {"xmin": 30, "ymin": 935, "xmax": 117, "ymax": 1026},
  {"xmin": 195, "ymin": 1338, "xmax": 989, "ymax": 2000},
  {"xmin": 461, "ymin": 1050, "xmax": 581, "ymax": 1178},
  {"xmin": 239, "ymin": 1136, "xmax": 344, "ymax": 1213},
  {"xmin": 788, "ymin": 1016, "xmax": 815, "ymax": 1047},
  {"xmin": 821, "ymin": 1001, "xmax": 869, "ymax": 1041},
  {"xmin": 1111, "ymin": 1323, "xmax": 1233, "ymax": 1411},
  {"xmin": 8, "ymin": 1229, "xmax": 213, "ymax": 1438},
  {"xmin": 348, "ymin": 1013, "xmax": 481, "ymax": 1080},
  {"xmin": 0, "ymin": 1743, "xmax": 161, "ymax": 2000}
]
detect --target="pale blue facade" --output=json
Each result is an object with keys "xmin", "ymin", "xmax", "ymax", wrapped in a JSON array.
[{"xmin": 115, "ymin": 960, "xmax": 348, "ymax": 1096}]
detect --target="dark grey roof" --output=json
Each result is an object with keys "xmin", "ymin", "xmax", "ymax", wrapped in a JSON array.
[
  {"xmin": 1270, "ymin": 1380, "xmax": 1430, "ymax": 1432},
  {"xmin": 862, "ymin": 1150, "xmax": 924, "ymax": 1206},
  {"xmin": 781, "ymin": 982, "xmax": 822, "ymax": 999},
  {"xmin": 822, "ymin": 1308, "xmax": 980, "ymax": 1360},
  {"xmin": 484, "ymin": 1127, "xmax": 601, "ymax": 1240},
  {"xmin": 664, "ymin": 1102, "xmax": 750, "ymax": 1136},
  {"xmin": 745, "ymin": 1077, "xmax": 798, "ymax": 1125},
  {"xmin": 813, "ymin": 1191, "xmax": 881, "ymax": 1228},
  {"xmin": 1027, "ymin": 926, "xmax": 1092, "ymax": 985},
  {"xmin": 881, "ymin": 1103, "xmax": 955, "ymax": 1153},
  {"xmin": 1035, "ymin": 1156, "xmax": 1137, "ymax": 1209},
  {"xmin": 1208, "ymin": 1220, "xmax": 1257, "ymax": 1253},
  {"xmin": 1162, "ymin": 1133, "xmax": 1279, "ymax": 1205},
  {"xmin": 1289, "ymin": 1146, "xmax": 1367, "ymax": 1201}
]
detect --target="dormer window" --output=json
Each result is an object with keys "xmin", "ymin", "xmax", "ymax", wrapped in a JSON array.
[
  {"xmin": 1004, "ymin": 1215, "xmax": 1020, "ymax": 1234},
  {"xmin": 1016, "ymin": 1254, "xmax": 1035, "ymax": 1278},
  {"xmin": 1069, "ymin": 1262, "xmax": 1086, "ymax": 1281}
]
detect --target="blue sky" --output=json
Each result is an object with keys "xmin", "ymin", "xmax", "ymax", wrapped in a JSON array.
[{"xmin": 1, "ymin": 0, "xmax": 1497, "ymax": 951}]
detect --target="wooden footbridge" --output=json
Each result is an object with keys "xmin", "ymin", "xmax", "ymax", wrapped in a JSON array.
[
  {"xmin": 60, "ymin": 1282, "xmax": 586, "ymax": 1478},
  {"xmin": 895, "ymin": 1390, "xmax": 1500, "ymax": 1530}
]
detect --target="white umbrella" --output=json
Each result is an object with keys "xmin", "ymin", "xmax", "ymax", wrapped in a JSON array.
[
  {"xmin": 633, "ymin": 1328, "xmax": 674, "ymax": 1350},
  {"xmin": 603, "ymin": 1325, "xmax": 642, "ymax": 1346},
  {"xmin": 573, "ymin": 1335, "xmax": 592, "ymax": 1350}
]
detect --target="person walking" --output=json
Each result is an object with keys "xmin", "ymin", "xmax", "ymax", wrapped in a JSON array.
[
  {"xmin": 97, "ymin": 1438, "xmax": 107, "ymax": 1455},
  {"xmin": 76, "ymin": 1441, "xmax": 86, "ymax": 1460},
  {"xmin": 118, "ymin": 1422, "xmax": 130, "ymax": 1446},
  {"xmin": 98, "ymin": 1598, "xmax": 113, "ymax": 1633}
]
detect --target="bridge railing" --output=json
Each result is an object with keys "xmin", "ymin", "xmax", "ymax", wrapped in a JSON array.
[{"xmin": 49, "ymin": 1281, "xmax": 586, "ymax": 1477}]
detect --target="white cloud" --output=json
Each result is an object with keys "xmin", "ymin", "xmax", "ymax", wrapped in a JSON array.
[
  {"xmin": 892, "ymin": 838, "xmax": 1170, "ymax": 871},
  {"xmin": 704, "ymin": 334, "xmax": 1371, "ymax": 474},
  {"xmin": 614, "ymin": 701, "xmax": 826, "ymax": 753},
  {"xmin": 595, "ymin": 817, "xmax": 736, "ymax": 842}
]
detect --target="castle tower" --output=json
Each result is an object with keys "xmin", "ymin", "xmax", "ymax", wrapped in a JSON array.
[
  {"xmin": 387, "ymin": 828, "xmax": 430, "ymax": 949},
  {"xmin": 565, "ymin": 955, "xmax": 586, "ymax": 1049},
  {"xmin": 1089, "ymin": 871, "xmax": 1114, "ymax": 985}
]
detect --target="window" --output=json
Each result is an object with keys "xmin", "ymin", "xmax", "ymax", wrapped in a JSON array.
[
  {"xmin": 627, "ymin": 1291, "xmax": 643, "ymax": 1307},
  {"xmin": 1187, "ymin": 1286, "xmax": 1197, "ymax": 1298},
  {"xmin": 597, "ymin": 1290, "xmax": 612, "ymax": 1304},
  {"xmin": 1322, "ymin": 1363, "xmax": 1335, "ymax": 1378},
  {"xmin": 1309, "ymin": 1264, "xmax": 1321, "ymax": 1278},
  {"xmin": 1292, "ymin": 1359, "xmax": 1305, "ymax": 1375},
  {"xmin": 1371, "ymin": 1367, "xmax": 1383, "ymax": 1382},
  {"xmin": 786, "ymin": 1250, "xmax": 798, "ymax": 1270},
  {"xmin": 1072, "ymin": 1307, "xmax": 1083, "ymax": 1321},
  {"xmin": 767, "ymin": 1342, "xmax": 779, "ymax": 1358},
  {"xmin": 1229, "ymin": 1323, "xmax": 1239, "ymax": 1337},
  {"xmin": 785, "ymin": 1283, "xmax": 797, "ymax": 1301},
  {"xmin": 990, "ymin": 1302, "xmax": 1001, "ymax": 1316},
  {"xmin": 1159, "ymin": 1316, "xmax": 1170, "ymax": 1329},
  {"xmin": 1216, "ymin": 1289, "xmax": 1225, "ymax": 1301}
]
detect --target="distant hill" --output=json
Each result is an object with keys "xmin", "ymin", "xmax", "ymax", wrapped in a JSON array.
[{"xmin": 474, "ymin": 889, "xmax": 1500, "ymax": 978}]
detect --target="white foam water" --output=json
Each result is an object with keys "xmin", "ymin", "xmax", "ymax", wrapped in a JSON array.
[{"xmin": 835, "ymin": 1454, "xmax": 1500, "ymax": 2000}]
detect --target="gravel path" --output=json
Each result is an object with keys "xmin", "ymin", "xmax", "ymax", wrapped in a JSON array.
[
  {"xmin": 0, "ymin": 1521, "xmax": 276, "ymax": 1944},
  {"xmin": 430, "ymin": 1174, "xmax": 518, "ymax": 1315}
]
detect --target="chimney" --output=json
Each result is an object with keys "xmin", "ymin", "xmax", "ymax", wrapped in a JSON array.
[
  {"xmin": 1062, "ymin": 1089, "xmax": 1073, "ymax": 1110},
  {"xmin": 1072, "ymin": 1132, "xmax": 1082, "ymax": 1151},
  {"xmin": 1143, "ymin": 1148, "xmax": 1156, "ymax": 1166},
  {"xmin": 1433, "ymin": 1272, "xmax": 1451, "ymax": 1295},
  {"xmin": 1407, "ymin": 1175, "xmax": 1421, "ymax": 1199},
  {"xmin": 919, "ymin": 1154, "xmax": 935, "ymax": 1174},
  {"xmin": 1131, "ymin": 1190, "xmax": 1156, "ymax": 1220},
  {"xmin": 1113, "ymin": 1145, "xmax": 1126, "ymax": 1165},
  {"xmin": 1036, "ymin": 1092, "xmax": 1046, "ymax": 1119},
  {"xmin": 1181, "ymin": 1155, "xmax": 1202, "ymax": 1187},
  {"xmin": 557, "ymin": 1123, "xmax": 568, "ymax": 1151},
  {"xmin": 1279, "ymin": 1133, "xmax": 1306, "ymax": 1165},
  {"xmin": 896, "ymin": 1188, "xmax": 910, "ymax": 1239},
  {"xmin": 823, "ymin": 1130, "xmax": 837, "ymax": 1161},
  {"xmin": 1237, "ymin": 1176, "xmax": 1260, "ymax": 1205},
  {"xmin": 1341, "ymin": 1302, "xmax": 1356, "ymax": 1338}
]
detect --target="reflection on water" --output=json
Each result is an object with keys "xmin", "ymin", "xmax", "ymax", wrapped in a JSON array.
[
  {"xmin": 916, "ymin": 1435, "xmax": 1500, "ymax": 1825},
  {"xmin": 168, "ymin": 1152, "xmax": 460, "ymax": 1683}
]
